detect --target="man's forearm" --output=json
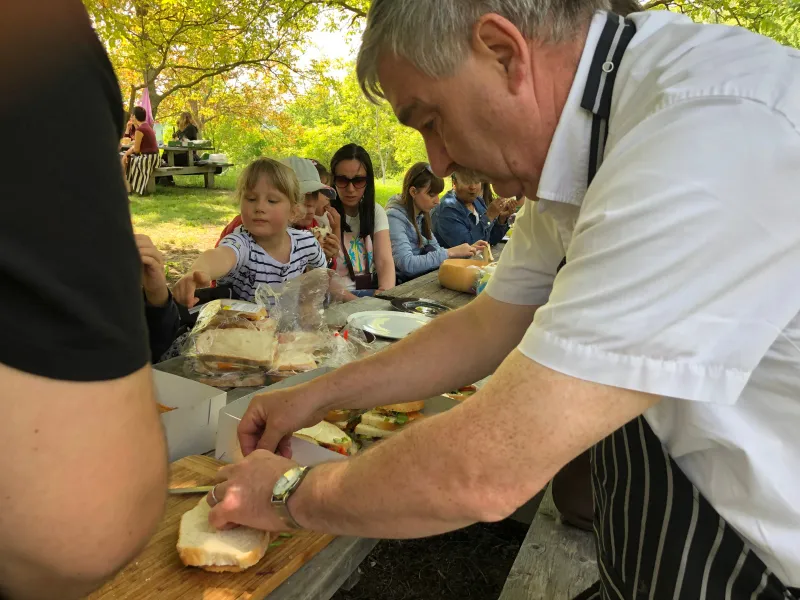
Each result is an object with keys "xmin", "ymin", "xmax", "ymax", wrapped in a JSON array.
[
  {"xmin": 314, "ymin": 295, "xmax": 537, "ymax": 412},
  {"xmin": 289, "ymin": 352, "xmax": 660, "ymax": 540}
]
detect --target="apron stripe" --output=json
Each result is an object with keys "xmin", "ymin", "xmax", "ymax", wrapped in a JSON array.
[
  {"xmin": 752, "ymin": 573, "xmax": 769, "ymax": 599},
  {"xmin": 621, "ymin": 425, "xmax": 633, "ymax": 582},
  {"xmin": 631, "ymin": 419, "xmax": 652, "ymax": 597},
  {"xmin": 699, "ymin": 522, "xmax": 726, "ymax": 597},
  {"xmin": 727, "ymin": 551, "xmax": 749, "ymax": 600},
  {"xmin": 648, "ymin": 443, "xmax": 673, "ymax": 599}
]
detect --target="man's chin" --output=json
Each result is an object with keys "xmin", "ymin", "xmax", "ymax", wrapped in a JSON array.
[{"xmin": 492, "ymin": 180, "xmax": 524, "ymax": 198}]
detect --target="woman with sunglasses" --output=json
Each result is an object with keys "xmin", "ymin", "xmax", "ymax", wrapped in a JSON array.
[
  {"xmin": 330, "ymin": 144, "xmax": 395, "ymax": 295},
  {"xmin": 387, "ymin": 163, "xmax": 484, "ymax": 282}
]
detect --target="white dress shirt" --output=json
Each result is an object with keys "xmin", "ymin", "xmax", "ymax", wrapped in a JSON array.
[{"xmin": 486, "ymin": 10, "xmax": 800, "ymax": 585}]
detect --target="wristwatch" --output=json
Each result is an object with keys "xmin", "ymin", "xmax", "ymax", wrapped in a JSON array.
[{"xmin": 271, "ymin": 466, "xmax": 311, "ymax": 530}]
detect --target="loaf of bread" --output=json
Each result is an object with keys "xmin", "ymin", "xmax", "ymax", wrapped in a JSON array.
[{"xmin": 177, "ymin": 498, "xmax": 270, "ymax": 573}]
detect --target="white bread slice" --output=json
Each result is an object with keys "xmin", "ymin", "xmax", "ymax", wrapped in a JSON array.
[
  {"xmin": 194, "ymin": 328, "xmax": 277, "ymax": 368},
  {"xmin": 274, "ymin": 346, "xmax": 317, "ymax": 372},
  {"xmin": 294, "ymin": 421, "xmax": 357, "ymax": 455},
  {"xmin": 354, "ymin": 422, "xmax": 397, "ymax": 439},
  {"xmin": 377, "ymin": 400, "xmax": 425, "ymax": 414},
  {"xmin": 177, "ymin": 498, "xmax": 269, "ymax": 573}
]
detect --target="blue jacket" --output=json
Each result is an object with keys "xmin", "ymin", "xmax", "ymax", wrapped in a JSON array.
[
  {"xmin": 386, "ymin": 197, "xmax": 449, "ymax": 281},
  {"xmin": 431, "ymin": 190, "xmax": 508, "ymax": 248}
]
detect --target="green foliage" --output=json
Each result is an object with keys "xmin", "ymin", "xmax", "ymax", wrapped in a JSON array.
[{"xmin": 645, "ymin": 0, "xmax": 800, "ymax": 48}]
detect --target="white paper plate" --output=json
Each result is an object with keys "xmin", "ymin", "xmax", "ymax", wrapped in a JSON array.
[{"xmin": 346, "ymin": 310, "xmax": 432, "ymax": 340}]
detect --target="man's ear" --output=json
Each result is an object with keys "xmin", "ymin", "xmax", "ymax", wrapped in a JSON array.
[{"xmin": 471, "ymin": 14, "xmax": 530, "ymax": 94}]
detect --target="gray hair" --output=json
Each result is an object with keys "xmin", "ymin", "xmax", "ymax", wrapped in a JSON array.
[{"xmin": 357, "ymin": 0, "xmax": 612, "ymax": 104}]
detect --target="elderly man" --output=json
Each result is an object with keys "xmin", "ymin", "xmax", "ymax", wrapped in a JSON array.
[
  {"xmin": 207, "ymin": 1, "xmax": 800, "ymax": 597},
  {"xmin": 432, "ymin": 170, "xmax": 512, "ymax": 248}
]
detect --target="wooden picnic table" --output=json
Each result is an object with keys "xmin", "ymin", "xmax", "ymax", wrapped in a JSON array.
[
  {"xmin": 161, "ymin": 144, "xmax": 213, "ymax": 167},
  {"xmin": 378, "ymin": 242, "xmax": 505, "ymax": 309}
]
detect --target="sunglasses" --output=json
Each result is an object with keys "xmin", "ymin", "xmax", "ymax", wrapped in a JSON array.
[
  {"xmin": 334, "ymin": 175, "xmax": 368, "ymax": 190},
  {"xmin": 410, "ymin": 164, "xmax": 435, "ymax": 186}
]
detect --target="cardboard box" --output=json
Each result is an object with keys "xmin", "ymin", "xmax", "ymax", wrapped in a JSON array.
[
  {"xmin": 154, "ymin": 370, "xmax": 227, "ymax": 461},
  {"xmin": 215, "ymin": 367, "xmax": 462, "ymax": 464},
  {"xmin": 216, "ymin": 368, "xmax": 337, "ymax": 464}
]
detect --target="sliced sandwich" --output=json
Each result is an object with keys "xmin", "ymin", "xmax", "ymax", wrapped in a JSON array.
[
  {"xmin": 177, "ymin": 498, "xmax": 269, "ymax": 573},
  {"xmin": 293, "ymin": 420, "xmax": 357, "ymax": 456},
  {"xmin": 324, "ymin": 409, "xmax": 362, "ymax": 431},
  {"xmin": 194, "ymin": 327, "xmax": 277, "ymax": 368},
  {"xmin": 354, "ymin": 401, "xmax": 425, "ymax": 440},
  {"xmin": 273, "ymin": 346, "xmax": 317, "ymax": 373}
]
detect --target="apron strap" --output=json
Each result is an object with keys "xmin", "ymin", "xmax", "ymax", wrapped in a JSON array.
[{"xmin": 580, "ymin": 13, "xmax": 637, "ymax": 186}]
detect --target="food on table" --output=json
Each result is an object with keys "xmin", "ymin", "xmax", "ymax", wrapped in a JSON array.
[
  {"xmin": 324, "ymin": 409, "xmax": 362, "ymax": 431},
  {"xmin": 293, "ymin": 420, "xmax": 358, "ymax": 456},
  {"xmin": 194, "ymin": 328, "xmax": 277, "ymax": 368},
  {"xmin": 438, "ymin": 259, "xmax": 492, "ymax": 294},
  {"xmin": 273, "ymin": 347, "xmax": 317, "ymax": 372},
  {"xmin": 177, "ymin": 498, "xmax": 269, "ymax": 572},
  {"xmin": 444, "ymin": 385, "xmax": 478, "ymax": 401},
  {"xmin": 157, "ymin": 403, "xmax": 176, "ymax": 414},
  {"xmin": 355, "ymin": 401, "xmax": 425, "ymax": 440},
  {"xmin": 277, "ymin": 331, "xmax": 327, "ymax": 354},
  {"xmin": 192, "ymin": 370, "xmax": 267, "ymax": 388}
]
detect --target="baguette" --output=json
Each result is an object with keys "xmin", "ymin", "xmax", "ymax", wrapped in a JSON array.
[{"xmin": 177, "ymin": 498, "xmax": 269, "ymax": 572}]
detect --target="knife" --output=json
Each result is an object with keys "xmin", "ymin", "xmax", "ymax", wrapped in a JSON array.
[{"xmin": 168, "ymin": 486, "xmax": 214, "ymax": 495}]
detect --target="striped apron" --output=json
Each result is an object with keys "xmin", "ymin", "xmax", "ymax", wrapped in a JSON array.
[{"xmin": 573, "ymin": 13, "xmax": 800, "ymax": 600}]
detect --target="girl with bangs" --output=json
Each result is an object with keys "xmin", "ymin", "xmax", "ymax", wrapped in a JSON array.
[{"xmin": 387, "ymin": 162, "xmax": 483, "ymax": 282}]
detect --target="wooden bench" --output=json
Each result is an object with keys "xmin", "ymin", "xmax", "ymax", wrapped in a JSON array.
[
  {"xmin": 500, "ymin": 484, "xmax": 598, "ymax": 600},
  {"xmin": 146, "ymin": 163, "xmax": 233, "ymax": 193}
]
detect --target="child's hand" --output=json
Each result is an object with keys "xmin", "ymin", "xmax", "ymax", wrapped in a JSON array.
[
  {"xmin": 325, "ymin": 206, "xmax": 341, "ymax": 236},
  {"xmin": 321, "ymin": 233, "xmax": 340, "ymax": 261},
  {"xmin": 173, "ymin": 271, "xmax": 211, "ymax": 307},
  {"xmin": 135, "ymin": 234, "xmax": 169, "ymax": 307}
]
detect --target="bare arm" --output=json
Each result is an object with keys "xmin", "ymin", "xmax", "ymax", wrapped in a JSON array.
[
  {"xmin": 289, "ymin": 352, "xmax": 658, "ymax": 537},
  {"xmin": 372, "ymin": 229, "xmax": 395, "ymax": 291},
  {"xmin": 238, "ymin": 293, "xmax": 538, "ymax": 454},
  {"xmin": 0, "ymin": 363, "xmax": 167, "ymax": 599},
  {"xmin": 123, "ymin": 130, "xmax": 142, "ymax": 158},
  {"xmin": 172, "ymin": 246, "xmax": 237, "ymax": 307}
]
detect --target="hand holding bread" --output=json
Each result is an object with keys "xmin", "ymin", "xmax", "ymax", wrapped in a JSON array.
[
  {"xmin": 205, "ymin": 450, "xmax": 300, "ymax": 532},
  {"xmin": 447, "ymin": 243, "xmax": 477, "ymax": 259},
  {"xmin": 173, "ymin": 270, "xmax": 212, "ymax": 307},
  {"xmin": 321, "ymin": 233, "xmax": 340, "ymax": 260}
]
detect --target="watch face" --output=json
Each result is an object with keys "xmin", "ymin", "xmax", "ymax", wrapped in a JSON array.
[{"xmin": 273, "ymin": 467, "xmax": 301, "ymax": 497}]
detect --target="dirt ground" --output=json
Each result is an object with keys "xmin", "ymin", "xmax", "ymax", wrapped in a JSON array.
[
  {"xmin": 331, "ymin": 520, "xmax": 528, "ymax": 600},
  {"xmin": 162, "ymin": 246, "xmax": 203, "ymax": 286}
]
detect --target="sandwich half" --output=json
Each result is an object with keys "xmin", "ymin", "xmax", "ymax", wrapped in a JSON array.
[
  {"xmin": 294, "ymin": 420, "xmax": 358, "ymax": 456},
  {"xmin": 354, "ymin": 401, "xmax": 425, "ymax": 440},
  {"xmin": 177, "ymin": 498, "xmax": 269, "ymax": 573},
  {"xmin": 194, "ymin": 327, "xmax": 277, "ymax": 368}
]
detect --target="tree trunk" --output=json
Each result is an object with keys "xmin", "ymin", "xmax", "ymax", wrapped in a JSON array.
[
  {"xmin": 127, "ymin": 85, "xmax": 137, "ymax": 115},
  {"xmin": 188, "ymin": 99, "xmax": 202, "ymax": 136}
]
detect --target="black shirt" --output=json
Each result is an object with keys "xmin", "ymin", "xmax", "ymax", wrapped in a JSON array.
[
  {"xmin": 0, "ymin": 2, "xmax": 149, "ymax": 381},
  {"xmin": 174, "ymin": 124, "xmax": 198, "ymax": 141}
]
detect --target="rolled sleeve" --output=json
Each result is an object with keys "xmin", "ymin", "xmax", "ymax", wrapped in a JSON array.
[
  {"xmin": 219, "ymin": 232, "xmax": 250, "ymax": 276},
  {"xmin": 519, "ymin": 99, "xmax": 800, "ymax": 405},
  {"xmin": 484, "ymin": 199, "xmax": 564, "ymax": 306}
]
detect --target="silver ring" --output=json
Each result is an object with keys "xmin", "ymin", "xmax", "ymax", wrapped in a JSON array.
[{"xmin": 211, "ymin": 485, "xmax": 219, "ymax": 505}]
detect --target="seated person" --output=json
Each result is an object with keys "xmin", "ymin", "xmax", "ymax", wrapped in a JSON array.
[
  {"xmin": 136, "ymin": 234, "xmax": 182, "ymax": 363},
  {"xmin": 387, "ymin": 162, "xmax": 484, "ymax": 282},
  {"xmin": 173, "ymin": 157, "xmax": 327, "ymax": 306},
  {"xmin": 215, "ymin": 157, "xmax": 341, "ymax": 265},
  {"xmin": 121, "ymin": 106, "xmax": 159, "ymax": 194},
  {"xmin": 159, "ymin": 111, "xmax": 199, "ymax": 185},
  {"xmin": 431, "ymin": 170, "xmax": 513, "ymax": 248}
]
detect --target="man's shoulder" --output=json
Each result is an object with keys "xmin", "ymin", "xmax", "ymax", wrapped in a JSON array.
[
  {"xmin": 438, "ymin": 192, "xmax": 461, "ymax": 210},
  {"xmin": 621, "ymin": 12, "xmax": 800, "ymax": 127}
]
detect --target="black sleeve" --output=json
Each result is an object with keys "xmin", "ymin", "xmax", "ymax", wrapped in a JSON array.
[
  {"xmin": 186, "ymin": 124, "xmax": 199, "ymax": 140},
  {"xmin": 144, "ymin": 292, "xmax": 182, "ymax": 363},
  {"xmin": 0, "ymin": 2, "xmax": 149, "ymax": 381}
]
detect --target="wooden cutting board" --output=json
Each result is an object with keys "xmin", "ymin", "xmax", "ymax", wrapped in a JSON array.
[{"xmin": 88, "ymin": 455, "xmax": 335, "ymax": 600}]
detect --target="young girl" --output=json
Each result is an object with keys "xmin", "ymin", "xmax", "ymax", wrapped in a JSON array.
[
  {"xmin": 173, "ymin": 158, "xmax": 327, "ymax": 306},
  {"xmin": 387, "ymin": 163, "xmax": 481, "ymax": 282},
  {"xmin": 330, "ymin": 144, "xmax": 395, "ymax": 295}
]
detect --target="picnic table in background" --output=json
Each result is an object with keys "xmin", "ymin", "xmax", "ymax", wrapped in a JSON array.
[{"xmin": 120, "ymin": 142, "xmax": 233, "ymax": 193}]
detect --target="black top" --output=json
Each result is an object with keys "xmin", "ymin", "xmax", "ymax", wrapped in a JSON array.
[
  {"xmin": 0, "ymin": 2, "xmax": 149, "ymax": 381},
  {"xmin": 144, "ymin": 292, "xmax": 182, "ymax": 362},
  {"xmin": 174, "ymin": 123, "xmax": 198, "ymax": 141}
]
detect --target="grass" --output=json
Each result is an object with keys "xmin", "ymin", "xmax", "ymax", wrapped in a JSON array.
[{"xmin": 131, "ymin": 171, "xmax": 402, "ymax": 284}]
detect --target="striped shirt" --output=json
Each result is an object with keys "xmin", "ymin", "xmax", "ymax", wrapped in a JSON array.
[{"xmin": 218, "ymin": 229, "xmax": 326, "ymax": 301}]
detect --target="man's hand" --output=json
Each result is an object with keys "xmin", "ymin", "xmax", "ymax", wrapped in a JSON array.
[
  {"xmin": 238, "ymin": 384, "xmax": 330, "ymax": 457},
  {"xmin": 498, "ymin": 198, "xmax": 516, "ymax": 222},
  {"xmin": 207, "ymin": 450, "xmax": 299, "ymax": 531},
  {"xmin": 172, "ymin": 271, "xmax": 211, "ymax": 307},
  {"xmin": 135, "ymin": 234, "xmax": 169, "ymax": 307},
  {"xmin": 321, "ymin": 233, "xmax": 340, "ymax": 261}
]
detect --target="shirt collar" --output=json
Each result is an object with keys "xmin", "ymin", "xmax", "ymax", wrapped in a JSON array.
[{"xmin": 536, "ymin": 11, "xmax": 608, "ymax": 208}]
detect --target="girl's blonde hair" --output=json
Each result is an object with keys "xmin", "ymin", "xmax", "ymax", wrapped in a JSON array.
[
  {"xmin": 235, "ymin": 158, "xmax": 302, "ymax": 207},
  {"xmin": 177, "ymin": 111, "xmax": 198, "ymax": 131}
]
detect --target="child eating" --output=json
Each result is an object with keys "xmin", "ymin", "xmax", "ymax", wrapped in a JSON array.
[{"xmin": 173, "ymin": 157, "xmax": 328, "ymax": 306}]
